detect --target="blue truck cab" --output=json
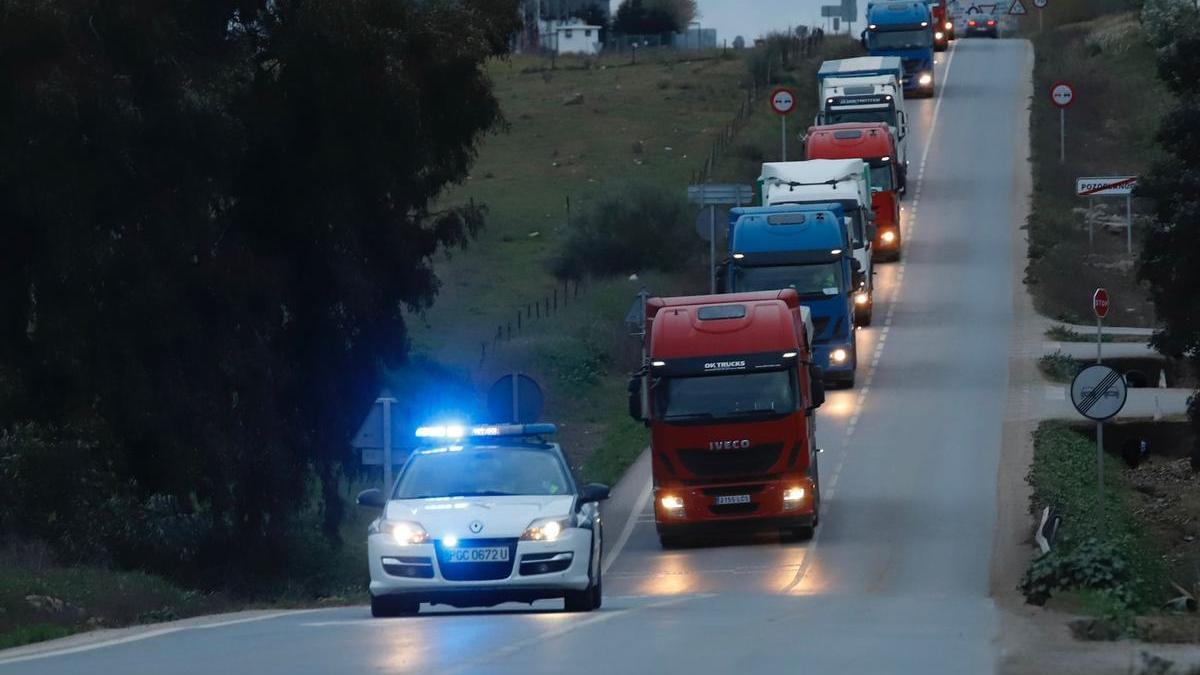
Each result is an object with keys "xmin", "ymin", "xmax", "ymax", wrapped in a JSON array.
[
  {"xmin": 864, "ymin": 2, "xmax": 935, "ymax": 97},
  {"xmin": 722, "ymin": 205, "xmax": 860, "ymax": 387}
]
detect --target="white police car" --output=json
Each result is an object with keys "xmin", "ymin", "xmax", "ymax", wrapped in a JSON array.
[{"xmin": 357, "ymin": 423, "xmax": 610, "ymax": 617}]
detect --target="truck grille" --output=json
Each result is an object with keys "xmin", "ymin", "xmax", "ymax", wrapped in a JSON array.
[
  {"xmin": 434, "ymin": 538, "xmax": 518, "ymax": 581},
  {"xmin": 676, "ymin": 443, "xmax": 785, "ymax": 479}
]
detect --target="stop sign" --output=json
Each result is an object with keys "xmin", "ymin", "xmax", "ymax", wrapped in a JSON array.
[{"xmin": 1093, "ymin": 288, "xmax": 1110, "ymax": 319}]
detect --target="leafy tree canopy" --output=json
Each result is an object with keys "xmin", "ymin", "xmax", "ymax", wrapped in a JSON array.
[
  {"xmin": 614, "ymin": 0, "xmax": 697, "ymax": 34},
  {"xmin": 0, "ymin": 0, "xmax": 520, "ymax": 575}
]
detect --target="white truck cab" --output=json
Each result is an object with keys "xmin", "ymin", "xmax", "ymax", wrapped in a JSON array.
[
  {"xmin": 815, "ymin": 58, "xmax": 910, "ymax": 192},
  {"xmin": 760, "ymin": 159, "xmax": 877, "ymax": 326}
]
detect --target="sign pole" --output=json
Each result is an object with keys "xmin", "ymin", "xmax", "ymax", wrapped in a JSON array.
[
  {"xmin": 1059, "ymin": 108, "xmax": 1065, "ymax": 163},
  {"xmin": 782, "ymin": 115, "xmax": 788, "ymax": 162},
  {"xmin": 1087, "ymin": 196, "xmax": 1094, "ymax": 247},
  {"xmin": 1125, "ymin": 192, "xmax": 1133, "ymax": 255},
  {"xmin": 381, "ymin": 397, "xmax": 394, "ymax": 490},
  {"xmin": 1097, "ymin": 420, "xmax": 1105, "ymax": 535}
]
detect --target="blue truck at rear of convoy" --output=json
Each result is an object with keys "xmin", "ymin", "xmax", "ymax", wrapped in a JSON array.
[
  {"xmin": 721, "ymin": 205, "xmax": 861, "ymax": 388},
  {"xmin": 863, "ymin": 1, "xmax": 936, "ymax": 97}
]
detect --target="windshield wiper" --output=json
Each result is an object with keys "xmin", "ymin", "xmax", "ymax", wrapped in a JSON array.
[
  {"xmin": 727, "ymin": 408, "xmax": 784, "ymax": 418},
  {"xmin": 662, "ymin": 412, "xmax": 715, "ymax": 421}
]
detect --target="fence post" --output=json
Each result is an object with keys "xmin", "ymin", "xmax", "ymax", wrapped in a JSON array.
[
  {"xmin": 506, "ymin": 323, "xmax": 512, "ymax": 340},
  {"xmin": 544, "ymin": 297, "xmax": 550, "ymax": 316},
  {"xmin": 517, "ymin": 311, "xmax": 522, "ymax": 332},
  {"xmin": 554, "ymin": 288, "xmax": 558, "ymax": 312}
]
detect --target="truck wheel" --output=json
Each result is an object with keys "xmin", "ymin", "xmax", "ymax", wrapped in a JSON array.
[
  {"xmin": 371, "ymin": 594, "xmax": 419, "ymax": 618},
  {"xmin": 856, "ymin": 300, "xmax": 873, "ymax": 327},
  {"xmin": 658, "ymin": 533, "xmax": 685, "ymax": 549}
]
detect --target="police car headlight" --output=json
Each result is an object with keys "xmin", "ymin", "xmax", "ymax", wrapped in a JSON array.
[
  {"xmin": 521, "ymin": 517, "xmax": 572, "ymax": 542},
  {"xmin": 372, "ymin": 520, "xmax": 431, "ymax": 545},
  {"xmin": 919, "ymin": 73, "xmax": 933, "ymax": 86},
  {"xmin": 831, "ymin": 349, "xmax": 849, "ymax": 364}
]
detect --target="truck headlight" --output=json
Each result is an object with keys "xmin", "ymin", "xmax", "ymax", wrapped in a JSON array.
[
  {"xmin": 373, "ymin": 520, "xmax": 431, "ymax": 545},
  {"xmin": 521, "ymin": 517, "xmax": 572, "ymax": 542},
  {"xmin": 935, "ymin": 31, "xmax": 944, "ymax": 39},
  {"xmin": 919, "ymin": 73, "xmax": 933, "ymax": 86},
  {"xmin": 854, "ymin": 292, "xmax": 869, "ymax": 306},
  {"xmin": 831, "ymin": 349, "xmax": 848, "ymax": 364},
  {"xmin": 660, "ymin": 495, "xmax": 685, "ymax": 510},
  {"xmin": 881, "ymin": 230, "xmax": 897, "ymax": 244},
  {"xmin": 945, "ymin": 21, "xmax": 954, "ymax": 30}
]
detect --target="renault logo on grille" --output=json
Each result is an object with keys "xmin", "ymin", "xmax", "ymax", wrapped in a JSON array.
[{"xmin": 469, "ymin": 520, "xmax": 484, "ymax": 534}]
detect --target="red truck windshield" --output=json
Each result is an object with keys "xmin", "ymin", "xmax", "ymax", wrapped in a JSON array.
[{"xmin": 653, "ymin": 370, "xmax": 797, "ymax": 423}]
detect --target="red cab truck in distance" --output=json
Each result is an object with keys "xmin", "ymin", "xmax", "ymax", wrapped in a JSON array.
[
  {"xmin": 805, "ymin": 122, "xmax": 903, "ymax": 261},
  {"xmin": 627, "ymin": 290, "xmax": 826, "ymax": 548}
]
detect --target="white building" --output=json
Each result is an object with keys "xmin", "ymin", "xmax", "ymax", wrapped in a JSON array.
[{"xmin": 550, "ymin": 23, "xmax": 602, "ymax": 54}]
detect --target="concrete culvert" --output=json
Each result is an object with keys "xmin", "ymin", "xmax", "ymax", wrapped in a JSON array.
[{"xmin": 1124, "ymin": 370, "xmax": 1148, "ymax": 388}]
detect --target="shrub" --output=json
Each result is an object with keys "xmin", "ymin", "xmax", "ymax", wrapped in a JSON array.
[
  {"xmin": 554, "ymin": 183, "xmax": 700, "ymax": 280},
  {"xmin": 1038, "ymin": 350, "xmax": 1083, "ymax": 383},
  {"xmin": 1020, "ymin": 538, "xmax": 1135, "ymax": 606}
]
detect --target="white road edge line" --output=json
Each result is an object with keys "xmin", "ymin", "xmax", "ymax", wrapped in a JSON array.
[
  {"xmin": 0, "ymin": 610, "xmax": 322, "ymax": 666},
  {"xmin": 603, "ymin": 473, "xmax": 653, "ymax": 575},
  {"xmin": 784, "ymin": 41, "xmax": 959, "ymax": 595}
]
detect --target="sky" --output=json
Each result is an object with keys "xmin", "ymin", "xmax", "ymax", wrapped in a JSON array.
[{"xmin": 604, "ymin": 1, "xmax": 854, "ymax": 43}]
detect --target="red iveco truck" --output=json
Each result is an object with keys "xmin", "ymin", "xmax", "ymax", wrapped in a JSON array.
[
  {"xmin": 805, "ymin": 122, "xmax": 903, "ymax": 261},
  {"xmin": 627, "ymin": 290, "xmax": 826, "ymax": 547}
]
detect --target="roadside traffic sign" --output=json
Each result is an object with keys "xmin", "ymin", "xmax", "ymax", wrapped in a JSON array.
[
  {"xmin": 1008, "ymin": 0, "xmax": 1027, "ymax": 15},
  {"xmin": 1075, "ymin": 176, "xmax": 1137, "ymax": 196},
  {"xmin": 770, "ymin": 87, "xmax": 796, "ymax": 115},
  {"xmin": 1093, "ymin": 288, "xmax": 1109, "ymax": 319},
  {"xmin": 1033, "ymin": 0, "xmax": 1048, "ymax": 7},
  {"xmin": 1073, "ymin": 361, "xmax": 1125, "ymax": 536},
  {"xmin": 1070, "ymin": 364, "xmax": 1127, "ymax": 421},
  {"xmin": 1050, "ymin": 82, "xmax": 1074, "ymax": 108}
]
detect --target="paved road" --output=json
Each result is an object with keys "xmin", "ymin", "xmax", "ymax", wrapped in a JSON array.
[{"xmin": 0, "ymin": 39, "xmax": 1033, "ymax": 675}]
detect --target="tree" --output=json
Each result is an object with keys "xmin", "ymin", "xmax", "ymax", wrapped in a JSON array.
[
  {"xmin": 0, "ymin": 0, "xmax": 521, "ymax": 579},
  {"xmin": 571, "ymin": 3, "xmax": 610, "ymax": 44},
  {"xmin": 613, "ymin": 0, "xmax": 695, "ymax": 35},
  {"xmin": 1137, "ymin": 1, "xmax": 1200, "ymax": 470}
]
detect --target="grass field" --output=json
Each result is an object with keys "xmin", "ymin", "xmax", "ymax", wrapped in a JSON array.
[
  {"xmin": 408, "ymin": 41, "xmax": 860, "ymax": 482},
  {"xmin": 1022, "ymin": 10, "xmax": 1168, "ymax": 326}
]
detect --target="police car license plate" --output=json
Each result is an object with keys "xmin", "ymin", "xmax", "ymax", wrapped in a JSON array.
[
  {"xmin": 446, "ymin": 547, "xmax": 509, "ymax": 563},
  {"xmin": 714, "ymin": 494, "xmax": 751, "ymax": 506}
]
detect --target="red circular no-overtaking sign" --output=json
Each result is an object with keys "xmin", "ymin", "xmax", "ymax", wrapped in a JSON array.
[
  {"xmin": 770, "ymin": 87, "xmax": 796, "ymax": 116},
  {"xmin": 1093, "ymin": 288, "xmax": 1110, "ymax": 319},
  {"xmin": 1050, "ymin": 81, "xmax": 1075, "ymax": 108}
]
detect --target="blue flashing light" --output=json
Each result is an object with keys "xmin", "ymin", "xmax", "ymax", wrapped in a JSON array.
[{"xmin": 413, "ymin": 423, "xmax": 557, "ymax": 440}]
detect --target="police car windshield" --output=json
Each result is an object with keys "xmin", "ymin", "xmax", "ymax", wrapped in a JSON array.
[
  {"xmin": 655, "ymin": 370, "xmax": 797, "ymax": 423},
  {"xmin": 735, "ymin": 261, "xmax": 845, "ymax": 298},
  {"xmin": 393, "ymin": 447, "xmax": 571, "ymax": 499},
  {"xmin": 867, "ymin": 29, "xmax": 932, "ymax": 50}
]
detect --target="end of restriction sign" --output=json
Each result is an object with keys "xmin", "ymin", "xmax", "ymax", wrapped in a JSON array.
[{"xmin": 1070, "ymin": 364, "xmax": 1127, "ymax": 421}]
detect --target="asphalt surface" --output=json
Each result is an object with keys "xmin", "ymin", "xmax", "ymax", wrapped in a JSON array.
[{"xmin": 0, "ymin": 39, "xmax": 1033, "ymax": 674}]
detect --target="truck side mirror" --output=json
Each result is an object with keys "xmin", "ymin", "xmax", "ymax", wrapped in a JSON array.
[
  {"xmin": 851, "ymin": 258, "xmax": 862, "ymax": 273},
  {"xmin": 627, "ymin": 375, "xmax": 644, "ymax": 422},
  {"xmin": 859, "ymin": 30, "xmax": 868, "ymax": 48},
  {"xmin": 809, "ymin": 366, "xmax": 826, "ymax": 410},
  {"xmin": 866, "ymin": 222, "xmax": 878, "ymax": 242},
  {"xmin": 853, "ymin": 270, "xmax": 867, "ymax": 288},
  {"xmin": 715, "ymin": 264, "xmax": 728, "ymax": 293}
]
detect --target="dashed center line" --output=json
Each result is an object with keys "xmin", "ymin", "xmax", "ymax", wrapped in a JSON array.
[{"xmin": 783, "ymin": 42, "xmax": 959, "ymax": 593}]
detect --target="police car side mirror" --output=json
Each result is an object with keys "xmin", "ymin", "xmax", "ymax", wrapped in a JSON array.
[
  {"xmin": 578, "ymin": 483, "xmax": 610, "ymax": 506},
  {"xmin": 809, "ymin": 367, "xmax": 826, "ymax": 410},
  {"xmin": 357, "ymin": 488, "xmax": 386, "ymax": 509}
]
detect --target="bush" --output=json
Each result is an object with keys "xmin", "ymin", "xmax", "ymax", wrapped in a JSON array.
[
  {"xmin": 554, "ymin": 183, "xmax": 700, "ymax": 280},
  {"xmin": 1038, "ymin": 350, "xmax": 1082, "ymax": 383},
  {"xmin": 1020, "ymin": 538, "xmax": 1134, "ymax": 606},
  {"xmin": 1022, "ymin": 422, "xmax": 1168, "ymax": 613}
]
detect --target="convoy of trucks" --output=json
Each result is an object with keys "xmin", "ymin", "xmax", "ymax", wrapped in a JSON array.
[{"xmin": 626, "ymin": 24, "xmax": 945, "ymax": 546}]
